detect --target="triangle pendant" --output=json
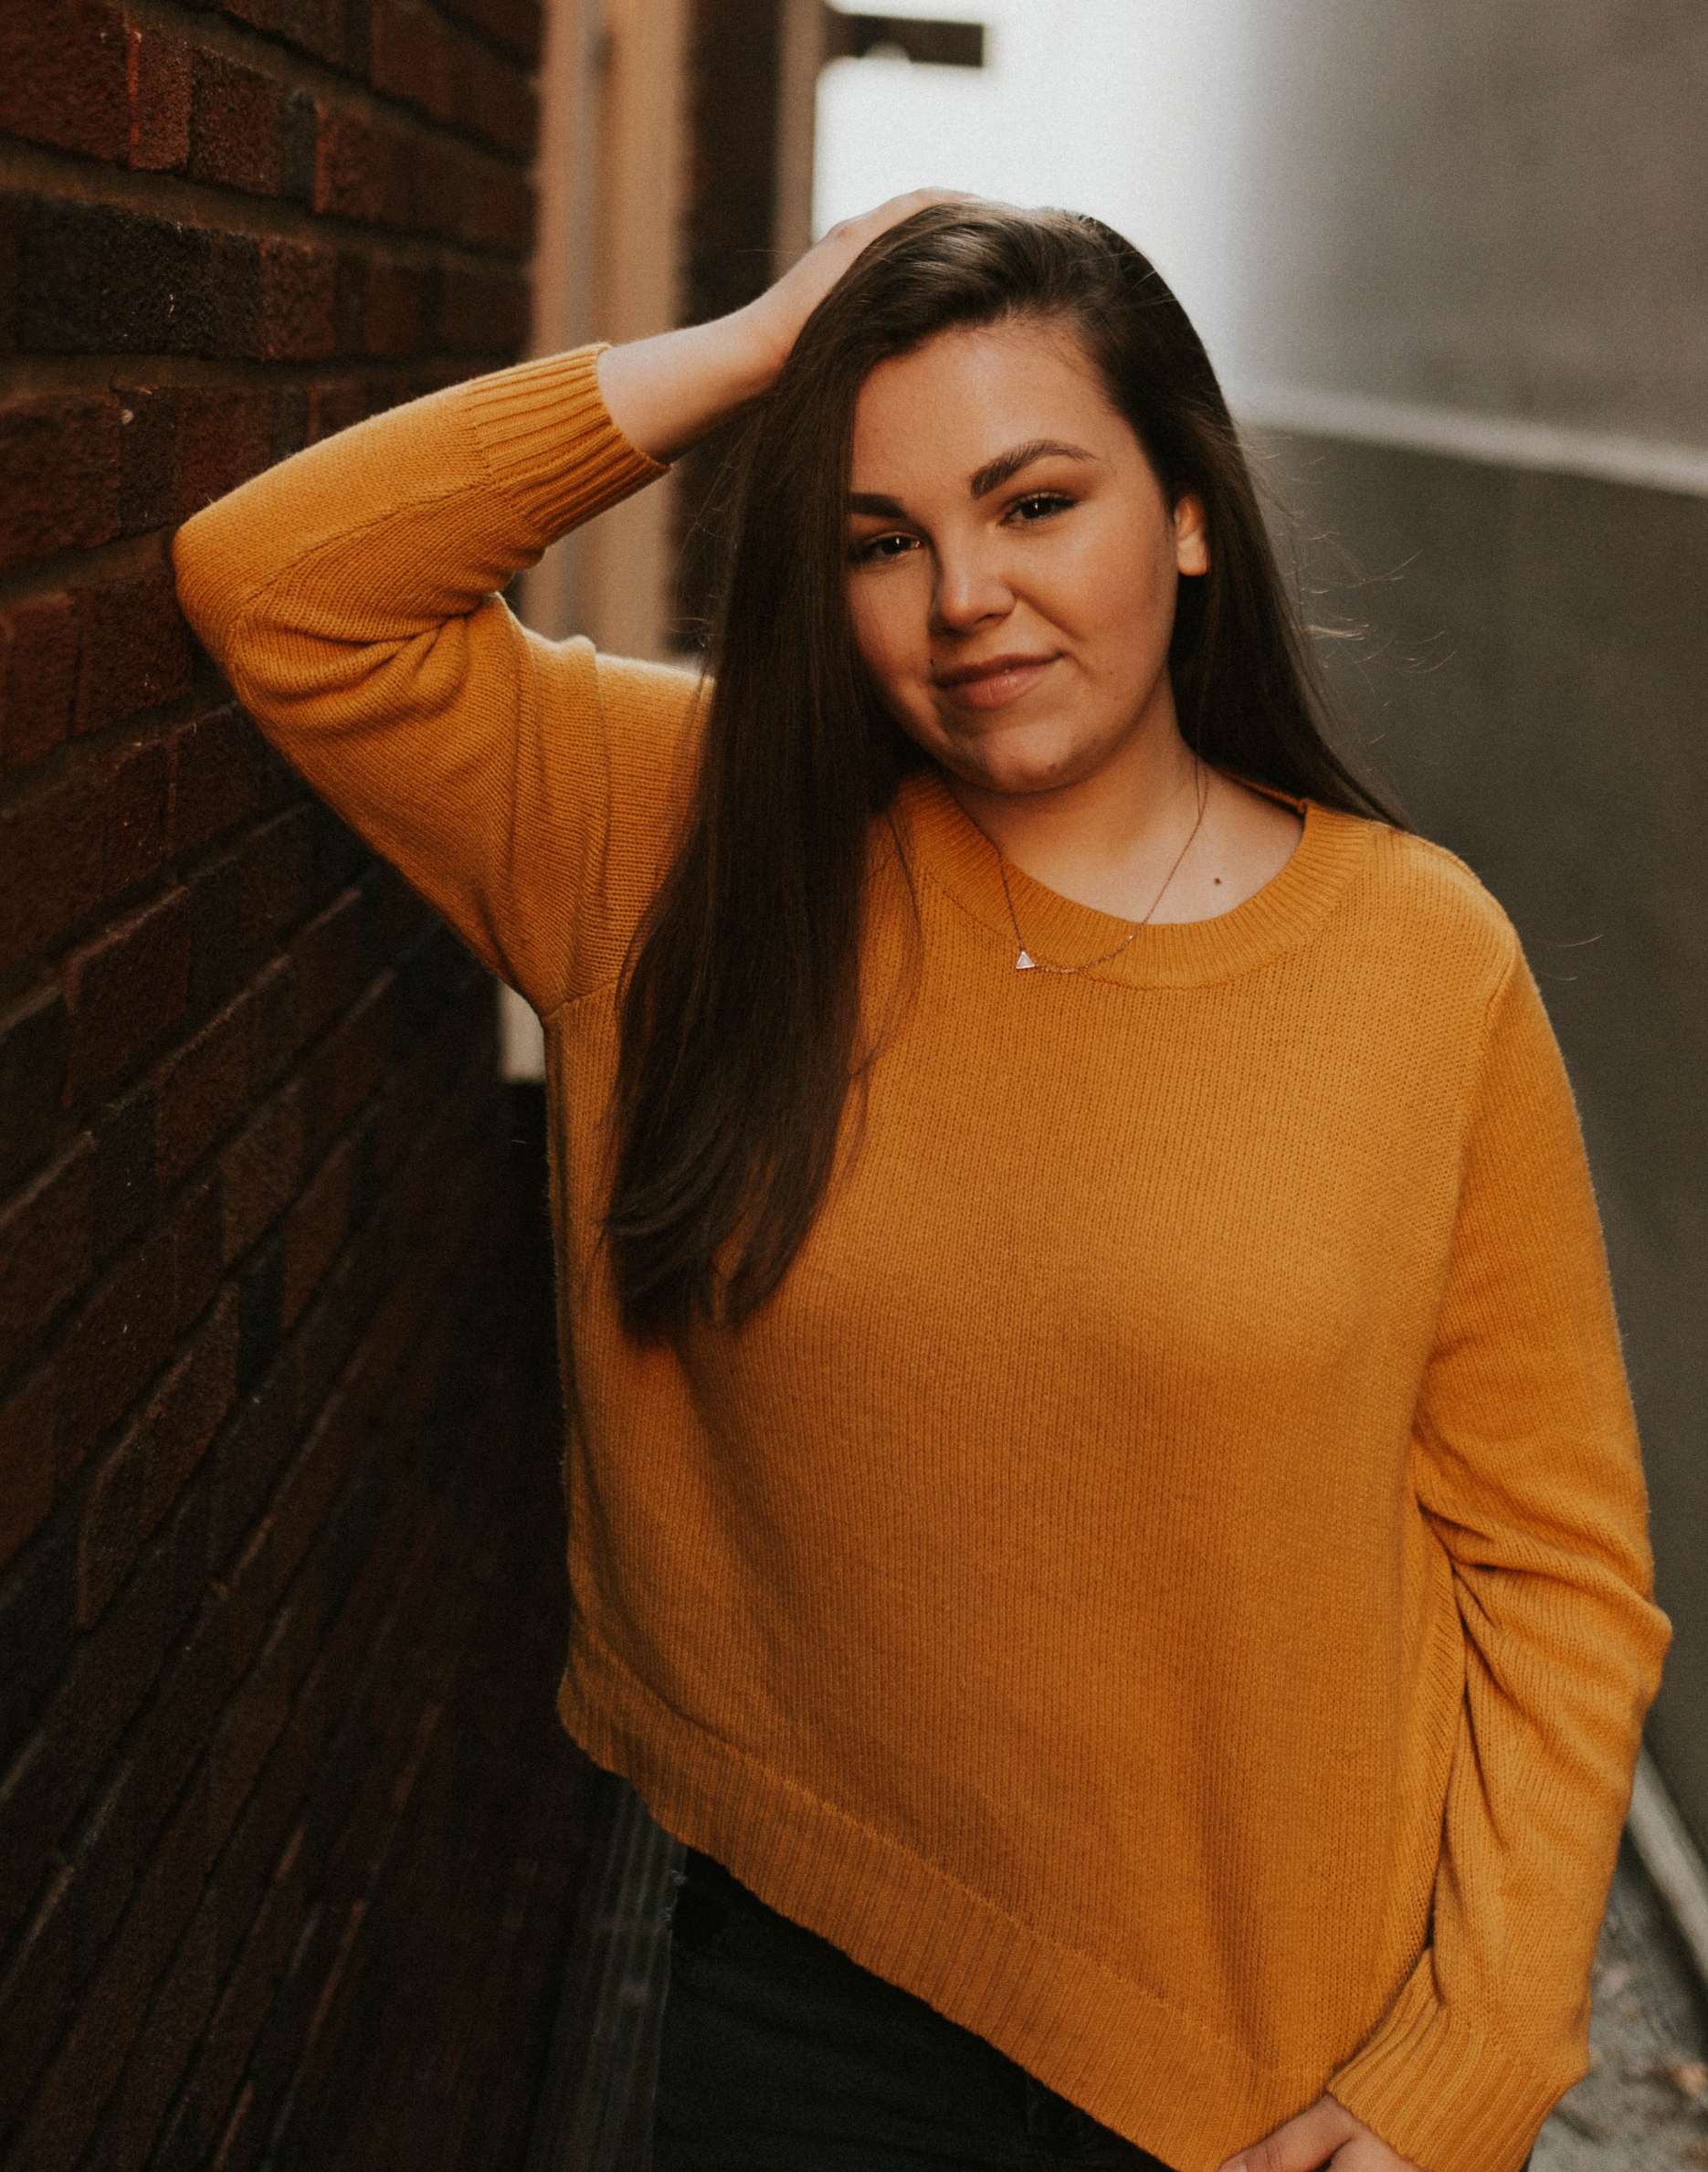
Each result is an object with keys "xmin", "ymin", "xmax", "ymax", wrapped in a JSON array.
[{"xmin": 1015, "ymin": 950, "xmax": 1037, "ymax": 970}]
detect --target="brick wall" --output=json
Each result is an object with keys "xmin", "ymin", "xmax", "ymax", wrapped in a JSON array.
[
  {"xmin": 0, "ymin": 1, "xmax": 591, "ymax": 2164},
  {"xmin": 674, "ymin": 0, "xmax": 782, "ymax": 643}
]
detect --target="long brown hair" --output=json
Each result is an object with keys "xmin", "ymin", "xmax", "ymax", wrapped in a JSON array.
[{"xmin": 606, "ymin": 204, "xmax": 1402, "ymax": 1341}]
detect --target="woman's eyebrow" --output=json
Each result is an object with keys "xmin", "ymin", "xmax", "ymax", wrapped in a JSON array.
[
  {"xmin": 846, "ymin": 442, "xmax": 1098, "ymax": 522},
  {"xmin": 968, "ymin": 439, "xmax": 1098, "ymax": 499}
]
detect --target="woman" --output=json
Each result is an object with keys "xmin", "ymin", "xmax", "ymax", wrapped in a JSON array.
[{"xmin": 174, "ymin": 197, "xmax": 1668, "ymax": 2172}]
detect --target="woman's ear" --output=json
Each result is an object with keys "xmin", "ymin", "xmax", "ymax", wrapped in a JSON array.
[{"xmin": 1174, "ymin": 492, "xmax": 1210, "ymax": 576}]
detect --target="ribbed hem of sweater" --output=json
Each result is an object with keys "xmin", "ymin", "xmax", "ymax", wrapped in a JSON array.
[
  {"xmin": 560, "ymin": 1635, "xmax": 1545, "ymax": 2172},
  {"xmin": 456, "ymin": 345, "xmax": 668, "ymax": 545}
]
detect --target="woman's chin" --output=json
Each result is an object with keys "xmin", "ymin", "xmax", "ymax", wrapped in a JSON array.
[{"xmin": 933, "ymin": 731, "xmax": 1091, "ymax": 802}]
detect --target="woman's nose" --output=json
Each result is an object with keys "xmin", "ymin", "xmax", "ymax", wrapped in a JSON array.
[{"xmin": 931, "ymin": 544, "xmax": 1013, "ymax": 633}]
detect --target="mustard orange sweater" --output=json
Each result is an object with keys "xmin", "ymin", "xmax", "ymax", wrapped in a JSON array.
[{"xmin": 174, "ymin": 346, "xmax": 1669, "ymax": 2172}]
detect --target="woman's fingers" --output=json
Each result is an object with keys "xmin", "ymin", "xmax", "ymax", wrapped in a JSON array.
[
  {"xmin": 742, "ymin": 189, "xmax": 991, "ymax": 372},
  {"xmin": 1216, "ymin": 2095, "xmax": 1357, "ymax": 2172},
  {"xmin": 598, "ymin": 193, "xmax": 998, "ymax": 459},
  {"xmin": 1214, "ymin": 2093, "xmax": 1420, "ymax": 2172}
]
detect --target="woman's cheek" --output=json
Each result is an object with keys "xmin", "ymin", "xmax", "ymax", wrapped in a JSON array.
[{"xmin": 849, "ymin": 590, "xmax": 921, "ymax": 715}]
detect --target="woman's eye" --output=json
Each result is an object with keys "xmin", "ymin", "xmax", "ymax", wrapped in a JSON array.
[
  {"xmin": 854, "ymin": 532, "xmax": 919, "ymax": 563},
  {"xmin": 1010, "ymin": 492, "xmax": 1074, "ymax": 523}
]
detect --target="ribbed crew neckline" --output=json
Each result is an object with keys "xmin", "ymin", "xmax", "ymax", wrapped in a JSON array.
[{"xmin": 896, "ymin": 767, "xmax": 1377, "ymax": 990}]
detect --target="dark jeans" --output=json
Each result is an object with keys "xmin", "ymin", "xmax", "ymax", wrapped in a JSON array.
[{"xmin": 653, "ymin": 1849, "xmax": 1176, "ymax": 2171}]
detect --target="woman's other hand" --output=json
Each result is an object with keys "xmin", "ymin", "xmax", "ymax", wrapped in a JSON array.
[
  {"xmin": 596, "ymin": 190, "xmax": 977, "ymax": 462},
  {"xmin": 1216, "ymin": 2093, "xmax": 1424, "ymax": 2172}
]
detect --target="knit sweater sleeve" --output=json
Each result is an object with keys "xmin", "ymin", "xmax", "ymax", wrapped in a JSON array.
[
  {"xmin": 1327, "ymin": 945, "xmax": 1671, "ymax": 2172},
  {"xmin": 171, "ymin": 347, "xmax": 692, "ymax": 1013}
]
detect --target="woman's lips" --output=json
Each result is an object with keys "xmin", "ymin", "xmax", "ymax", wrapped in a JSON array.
[{"xmin": 933, "ymin": 655, "xmax": 1057, "ymax": 712}]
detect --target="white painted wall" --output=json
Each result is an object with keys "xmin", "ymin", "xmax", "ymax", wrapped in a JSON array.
[
  {"xmin": 814, "ymin": 1, "xmax": 1257, "ymax": 397},
  {"xmin": 815, "ymin": 1, "xmax": 1708, "ymax": 456}
]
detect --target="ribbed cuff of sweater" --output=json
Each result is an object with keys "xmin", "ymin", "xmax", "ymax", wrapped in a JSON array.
[
  {"xmin": 455, "ymin": 344, "xmax": 668, "ymax": 547},
  {"xmin": 1327, "ymin": 1967, "xmax": 1566, "ymax": 2172}
]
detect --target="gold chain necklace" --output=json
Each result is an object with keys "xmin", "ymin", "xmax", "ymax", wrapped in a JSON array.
[{"xmin": 996, "ymin": 762, "xmax": 1207, "ymax": 974}]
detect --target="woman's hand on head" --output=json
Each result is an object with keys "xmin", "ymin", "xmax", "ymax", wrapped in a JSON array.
[
  {"xmin": 1216, "ymin": 2094, "xmax": 1424, "ymax": 2172},
  {"xmin": 742, "ymin": 189, "xmax": 983, "ymax": 374},
  {"xmin": 596, "ymin": 191, "xmax": 984, "ymax": 463}
]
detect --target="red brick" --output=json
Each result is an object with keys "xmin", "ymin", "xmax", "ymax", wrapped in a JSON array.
[
  {"xmin": 0, "ymin": 392, "xmax": 122, "ymax": 574},
  {"xmin": 125, "ymin": 19, "xmax": 192, "ymax": 172},
  {"xmin": 0, "ymin": 1138, "xmax": 94, "ymax": 1378},
  {"xmin": 256, "ymin": 238, "xmax": 338, "ymax": 363},
  {"xmin": 313, "ymin": 108, "xmax": 385, "ymax": 223},
  {"xmin": 185, "ymin": 849, "xmax": 245, "ymax": 1017},
  {"xmin": 198, "ymin": 1833, "xmax": 302, "ymax": 2146},
  {"xmin": 221, "ymin": 1514, "xmax": 277, "ymax": 1696},
  {"xmin": 233, "ymin": 0, "xmax": 347, "ymax": 67},
  {"xmin": 104, "ymin": 734, "xmax": 172, "ymax": 895},
  {"xmin": 0, "ymin": 984, "xmax": 69, "ymax": 1195},
  {"xmin": 437, "ymin": 0, "xmax": 541, "ymax": 66},
  {"xmin": 209, "ymin": 1600, "xmax": 309, "ymax": 1850},
  {"xmin": 77, "ymin": 1416, "xmax": 144, "ymax": 1628},
  {"xmin": 300, "ymin": 972, "xmax": 392, "ymax": 1162},
  {"xmin": 67, "ymin": 1758, "xmax": 138, "ymax": 1987},
  {"xmin": 0, "ymin": 1707, "xmax": 77, "ymax": 1961},
  {"xmin": 72, "ymin": 570, "xmax": 195, "ymax": 737},
  {"xmin": 124, "ymin": 1598, "xmax": 222, "ymax": 1864},
  {"xmin": 471, "ymin": 166, "xmax": 533, "ymax": 257},
  {"xmin": 365, "ymin": 259, "xmax": 434, "ymax": 357},
  {"xmin": 370, "ymin": 0, "xmax": 453, "ymax": 122},
  {"xmin": 56, "ymin": 1224, "xmax": 178, "ymax": 1476},
  {"xmin": 306, "ymin": 376, "xmax": 367, "ymax": 442},
  {"xmin": 171, "ymin": 702, "xmax": 262, "ymax": 856},
  {"xmin": 248, "ymin": 952, "xmax": 300, "ymax": 1094},
  {"xmin": 0, "ymin": 1366, "xmax": 58, "ymax": 1573},
  {"xmin": 457, "ymin": 39, "xmax": 535, "ymax": 158},
  {"xmin": 0, "ymin": 1862, "xmax": 75, "ymax": 2135},
  {"xmin": 174, "ymin": 1170, "xmax": 225, "ymax": 1331},
  {"xmin": 0, "ymin": 192, "xmax": 19, "ymax": 357},
  {"xmin": 438, "ymin": 263, "xmax": 527, "ymax": 354},
  {"xmin": 145, "ymin": 1288, "xmax": 239, "ymax": 1533},
  {"xmin": 60, "ymin": 885, "xmax": 192, "ymax": 1104},
  {"xmin": 206, "ymin": 1347, "xmax": 298, "ymax": 1574},
  {"xmin": 90, "ymin": 1079, "xmax": 155, "ymax": 1262},
  {"xmin": 100, "ymin": 1895, "xmax": 218, "ymax": 2172},
  {"xmin": 265, "ymin": 1393, "xmax": 359, "ymax": 1613},
  {"xmin": 280, "ymin": 1136, "xmax": 354, "ymax": 1332},
  {"xmin": 80, "ymin": 1290, "xmax": 240, "ymax": 1624},
  {"xmin": 156, "ymin": 989, "xmax": 255, "ymax": 1191},
  {"xmin": 18, "ymin": 1770, "xmax": 210, "ymax": 2172},
  {"xmin": 209, "ymin": 1742, "xmax": 303, "ymax": 1977},
  {"xmin": 0, "ymin": 0, "xmax": 130, "ymax": 165},
  {"xmin": 115, "ymin": 385, "xmax": 179, "ymax": 536},
  {"xmin": 374, "ymin": 1040, "xmax": 424, "ymax": 1178},
  {"xmin": 0, "ymin": 591, "xmax": 80, "ymax": 773},
  {"xmin": 211, "ymin": 2079, "xmax": 257, "ymax": 2172},
  {"xmin": 173, "ymin": 390, "xmax": 275, "ymax": 522},
  {"xmin": 239, "ymin": 804, "xmax": 314, "ymax": 956},
  {"xmin": 219, "ymin": 1081, "xmax": 304, "ymax": 1265},
  {"xmin": 407, "ymin": 136, "xmax": 469, "ymax": 244},
  {"xmin": 290, "ymin": 887, "xmax": 365, "ymax": 1048},
  {"xmin": 0, "ymin": 760, "xmax": 106, "ymax": 970},
  {"xmin": 58, "ymin": 1541, "xmax": 169, "ymax": 1820},
  {"xmin": 188, "ymin": 49, "xmax": 284, "ymax": 196}
]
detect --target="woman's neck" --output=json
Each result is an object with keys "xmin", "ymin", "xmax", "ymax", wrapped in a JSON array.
[{"xmin": 943, "ymin": 718, "xmax": 1303, "ymax": 927}]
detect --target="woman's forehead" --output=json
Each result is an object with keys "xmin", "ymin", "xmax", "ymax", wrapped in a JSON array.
[{"xmin": 849, "ymin": 322, "xmax": 1136, "ymax": 493}]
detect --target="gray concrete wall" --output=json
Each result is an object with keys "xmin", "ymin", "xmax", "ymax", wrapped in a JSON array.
[
  {"xmin": 1231, "ymin": 1, "xmax": 1708, "ymax": 438},
  {"xmin": 1220, "ymin": 5, "xmax": 1708, "ymax": 1846}
]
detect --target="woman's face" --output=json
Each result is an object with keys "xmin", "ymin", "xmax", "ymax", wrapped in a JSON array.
[{"xmin": 844, "ymin": 317, "xmax": 1207, "ymax": 798}]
